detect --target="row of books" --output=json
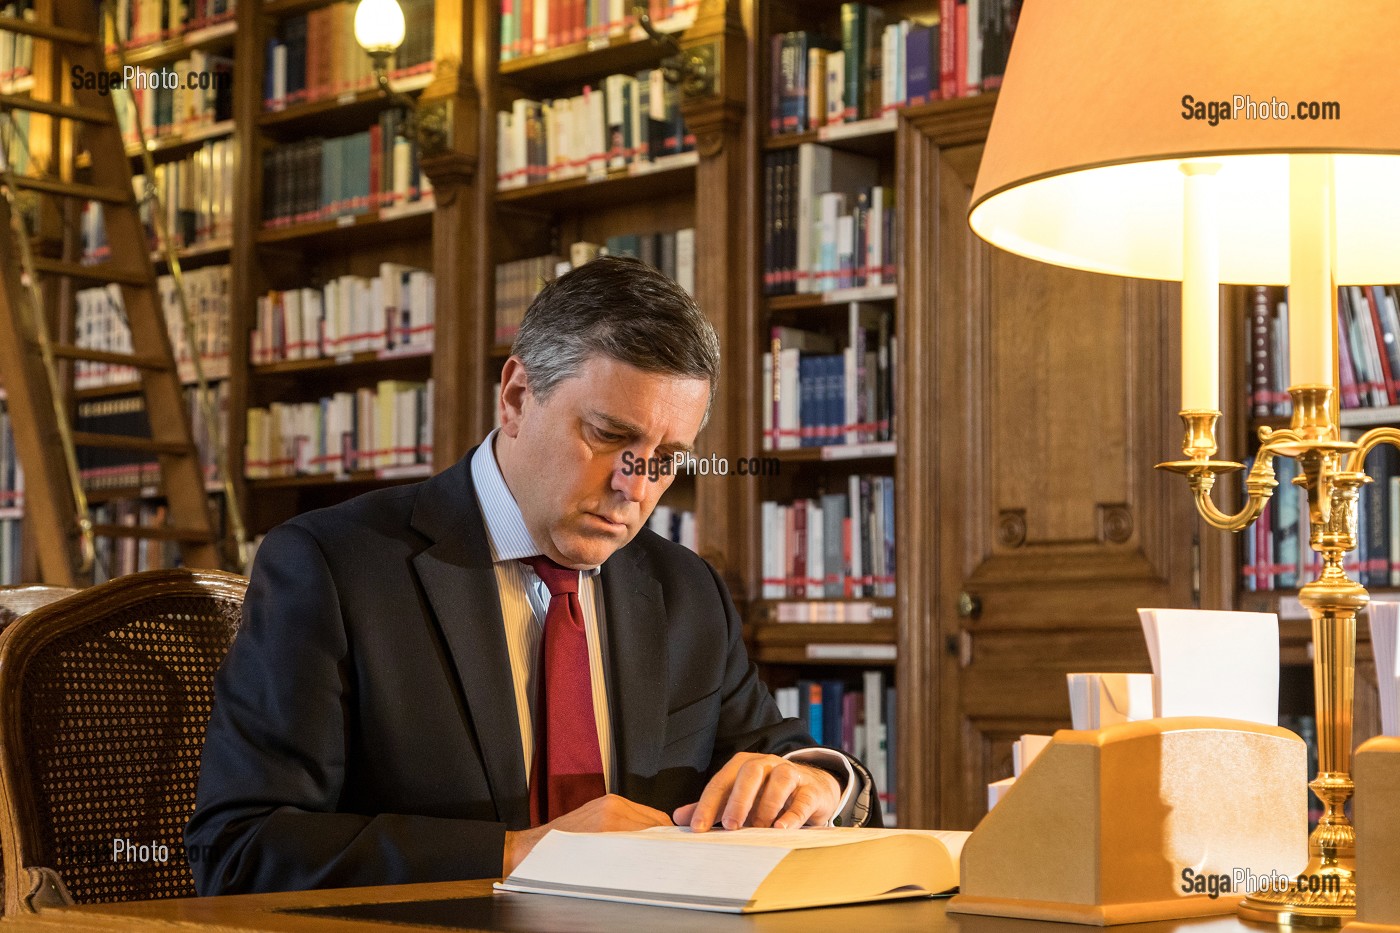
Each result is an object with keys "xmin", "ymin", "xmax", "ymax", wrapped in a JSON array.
[
  {"xmin": 82, "ymin": 140, "xmax": 237, "ymax": 260},
  {"xmin": 89, "ymin": 501, "xmax": 180, "ymax": 584},
  {"xmin": 105, "ymin": 0, "xmax": 235, "ymax": 50},
  {"xmin": 249, "ymin": 265, "xmax": 435, "ymax": 365},
  {"xmin": 763, "ymin": 145, "xmax": 895, "ymax": 296},
  {"xmin": 262, "ymin": 113, "xmax": 433, "ymax": 227},
  {"xmin": 0, "ymin": 110, "xmax": 28, "ymax": 177},
  {"xmin": 263, "ymin": 0, "xmax": 434, "ymax": 111},
  {"xmin": 113, "ymin": 51, "xmax": 234, "ymax": 146},
  {"xmin": 0, "ymin": 4, "xmax": 33, "ymax": 84},
  {"xmin": 761, "ymin": 477, "xmax": 896, "ymax": 600},
  {"xmin": 495, "ymin": 235, "xmax": 695, "ymax": 344},
  {"xmin": 498, "ymin": 0, "xmax": 696, "ymax": 61},
  {"xmin": 73, "ymin": 270, "xmax": 231, "ymax": 390},
  {"xmin": 764, "ymin": 310, "xmax": 895, "ymax": 450},
  {"xmin": 769, "ymin": 0, "xmax": 1019, "ymax": 135},
  {"xmin": 773, "ymin": 670, "xmax": 896, "ymax": 820},
  {"xmin": 159, "ymin": 265, "xmax": 232, "ymax": 381},
  {"xmin": 244, "ymin": 379, "xmax": 434, "ymax": 479},
  {"xmin": 1239, "ymin": 446, "xmax": 1400, "ymax": 592},
  {"xmin": 496, "ymin": 69, "xmax": 693, "ymax": 189},
  {"xmin": 0, "ymin": 405, "xmax": 23, "ymax": 511},
  {"xmin": 75, "ymin": 385, "xmax": 227, "ymax": 491},
  {"xmin": 1247, "ymin": 285, "xmax": 1400, "ymax": 417},
  {"xmin": 646, "ymin": 504, "xmax": 696, "ymax": 553}
]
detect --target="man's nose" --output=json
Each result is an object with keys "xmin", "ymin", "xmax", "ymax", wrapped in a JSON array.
[{"xmin": 613, "ymin": 460, "xmax": 650, "ymax": 502}]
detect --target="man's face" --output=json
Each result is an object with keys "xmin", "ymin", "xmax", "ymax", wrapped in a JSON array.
[{"xmin": 495, "ymin": 355, "xmax": 710, "ymax": 569}]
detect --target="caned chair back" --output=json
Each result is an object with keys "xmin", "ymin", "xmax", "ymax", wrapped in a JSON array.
[
  {"xmin": 0, "ymin": 587, "xmax": 80, "ymax": 628},
  {"xmin": 0, "ymin": 569, "xmax": 246, "ymax": 914}
]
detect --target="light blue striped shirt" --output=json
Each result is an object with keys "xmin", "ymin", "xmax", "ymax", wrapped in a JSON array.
[{"xmin": 471, "ymin": 431, "xmax": 614, "ymax": 790}]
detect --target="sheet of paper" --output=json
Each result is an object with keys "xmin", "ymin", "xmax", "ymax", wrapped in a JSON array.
[
  {"xmin": 1138, "ymin": 608, "xmax": 1279, "ymax": 725},
  {"xmin": 987, "ymin": 776, "xmax": 1015, "ymax": 810},
  {"xmin": 1368, "ymin": 602, "xmax": 1400, "ymax": 736},
  {"xmin": 1097, "ymin": 673, "xmax": 1155, "ymax": 726},
  {"xmin": 1014, "ymin": 734, "xmax": 1053, "ymax": 775}
]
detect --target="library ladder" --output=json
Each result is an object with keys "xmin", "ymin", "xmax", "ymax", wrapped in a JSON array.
[{"xmin": 0, "ymin": 3, "xmax": 221, "ymax": 585}]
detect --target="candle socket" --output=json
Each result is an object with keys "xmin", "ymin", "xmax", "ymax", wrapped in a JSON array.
[
  {"xmin": 1290, "ymin": 385, "xmax": 1337, "ymax": 441},
  {"xmin": 1179, "ymin": 410, "xmax": 1221, "ymax": 461}
]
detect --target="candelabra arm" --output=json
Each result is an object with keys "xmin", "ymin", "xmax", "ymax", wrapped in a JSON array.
[
  {"xmin": 1189, "ymin": 450, "xmax": 1279, "ymax": 532},
  {"xmin": 1345, "ymin": 427, "xmax": 1400, "ymax": 473}
]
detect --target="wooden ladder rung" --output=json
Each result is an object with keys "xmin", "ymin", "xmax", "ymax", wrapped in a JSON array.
[
  {"xmin": 30, "ymin": 257, "xmax": 148, "ymax": 287},
  {"xmin": 71, "ymin": 432, "xmax": 190, "ymax": 457},
  {"xmin": 50, "ymin": 344, "xmax": 170, "ymax": 371},
  {"xmin": 90, "ymin": 524, "xmax": 215, "ymax": 543},
  {"xmin": 8, "ymin": 175, "xmax": 132, "ymax": 205},
  {"xmin": 0, "ymin": 15, "xmax": 95, "ymax": 47},
  {"xmin": 0, "ymin": 94, "xmax": 111, "ymax": 125}
]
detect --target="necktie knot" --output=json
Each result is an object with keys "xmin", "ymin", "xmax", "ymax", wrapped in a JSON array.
[{"xmin": 521, "ymin": 555, "xmax": 580, "ymax": 597}]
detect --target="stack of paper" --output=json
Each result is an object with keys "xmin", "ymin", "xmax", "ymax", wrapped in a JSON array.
[
  {"xmin": 1369, "ymin": 602, "xmax": 1400, "ymax": 736},
  {"xmin": 988, "ymin": 734, "xmax": 1053, "ymax": 811},
  {"xmin": 1066, "ymin": 673, "xmax": 1155, "ymax": 729},
  {"xmin": 1138, "ymin": 609, "xmax": 1279, "ymax": 725}
]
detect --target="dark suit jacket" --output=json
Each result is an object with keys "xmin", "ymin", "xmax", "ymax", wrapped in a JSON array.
[{"xmin": 186, "ymin": 451, "xmax": 823, "ymax": 894}]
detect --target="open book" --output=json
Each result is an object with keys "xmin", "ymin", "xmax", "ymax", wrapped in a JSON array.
[{"xmin": 496, "ymin": 826, "xmax": 969, "ymax": 913}]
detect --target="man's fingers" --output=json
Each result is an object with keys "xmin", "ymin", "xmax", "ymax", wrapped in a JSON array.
[
  {"xmin": 686, "ymin": 754, "xmax": 749, "ymax": 831},
  {"xmin": 748, "ymin": 764, "xmax": 800, "ymax": 827},
  {"xmin": 775, "ymin": 785, "xmax": 822, "ymax": 830},
  {"xmin": 720, "ymin": 759, "xmax": 773, "ymax": 830},
  {"xmin": 672, "ymin": 802, "xmax": 698, "ymax": 826}
]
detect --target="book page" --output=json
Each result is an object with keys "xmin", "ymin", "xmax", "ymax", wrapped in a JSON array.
[{"xmin": 618, "ymin": 825, "xmax": 967, "ymax": 851}]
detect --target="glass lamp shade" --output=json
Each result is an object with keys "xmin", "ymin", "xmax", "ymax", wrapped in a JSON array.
[
  {"xmin": 354, "ymin": 0, "xmax": 406, "ymax": 54},
  {"xmin": 968, "ymin": 0, "xmax": 1400, "ymax": 285}
]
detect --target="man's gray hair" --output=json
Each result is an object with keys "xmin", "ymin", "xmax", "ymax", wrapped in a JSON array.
[{"xmin": 511, "ymin": 255, "xmax": 721, "ymax": 416}]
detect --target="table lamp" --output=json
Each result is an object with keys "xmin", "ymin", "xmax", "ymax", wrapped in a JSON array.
[
  {"xmin": 968, "ymin": 1, "xmax": 1400, "ymax": 926},
  {"xmin": 353, "ymin": 0, "xmax": 447, "ymax": 156}
]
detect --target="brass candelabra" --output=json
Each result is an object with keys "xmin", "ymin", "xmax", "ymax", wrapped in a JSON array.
[{"xmin": 1159, "ymin": 385, "xmax": 1400, "ymax": 926}]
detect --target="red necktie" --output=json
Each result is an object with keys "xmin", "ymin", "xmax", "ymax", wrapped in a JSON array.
[{"xmin": 520, "ymin": 556, "xmax": 606, "ymax": 825}]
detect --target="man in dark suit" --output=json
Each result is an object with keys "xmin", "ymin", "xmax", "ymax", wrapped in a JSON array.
[{"xmin": 187, "ymin": 257, "xmax": 873, "ymax": 895}]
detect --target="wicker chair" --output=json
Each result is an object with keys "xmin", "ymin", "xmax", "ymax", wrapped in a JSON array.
[
  {"xmin": 0, "ymin": 587, "xmax": 80, "ymax": 629},
  {"xmin": 0, "ymin": 568, "xmax": 246, "ymax": 914}
]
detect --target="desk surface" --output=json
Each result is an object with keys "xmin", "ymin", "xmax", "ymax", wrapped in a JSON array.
[{"xmin": 0, "ymin": 881, "xmax": 1278, "ymax": 933}]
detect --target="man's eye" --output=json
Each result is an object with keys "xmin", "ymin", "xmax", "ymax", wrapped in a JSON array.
[{"xmin": 594, "ymin": 429, "xmax": 624, "ymax": 444}]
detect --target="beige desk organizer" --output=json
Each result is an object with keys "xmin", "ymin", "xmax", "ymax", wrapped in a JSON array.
[
  {"xmin": 948, "ymin": 717, "xmax": 1308, "ymax": 925},
  {"xmin": 1346, "ymin": 736, "xmax": 1400, "ymax": 933}
]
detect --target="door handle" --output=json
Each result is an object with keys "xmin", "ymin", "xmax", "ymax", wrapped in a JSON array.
[{"xmin": 957, "ymin": 591, "xmax": 982, "ymax": 619}]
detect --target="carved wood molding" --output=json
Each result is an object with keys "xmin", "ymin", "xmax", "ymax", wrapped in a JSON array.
[{"xmin": 419, "ymin": 152, "xmax": 478, "ymax": 202}]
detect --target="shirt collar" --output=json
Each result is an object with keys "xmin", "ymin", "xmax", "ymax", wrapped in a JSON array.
[{"xmin": 470, "ymin": 430, "xmax": 600, "ymax": 576}]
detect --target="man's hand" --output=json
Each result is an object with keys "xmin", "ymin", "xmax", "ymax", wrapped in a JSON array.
[
  {"xmin": 502, "ymin": 794, "xmax": 671, "ymax": 876},
  {"xmin": 672, "ymin": 752, "xmax": 841, "ymax": 832}
]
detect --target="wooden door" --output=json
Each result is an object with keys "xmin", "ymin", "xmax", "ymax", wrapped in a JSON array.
[{"xmin": 896, "ymin": 97, "xmax": 1198, "ymax": 829}]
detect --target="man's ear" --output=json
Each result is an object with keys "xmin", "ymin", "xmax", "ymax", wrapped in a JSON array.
[{"xmin": 498, "ymin": 356, "xmax": 530, "ymax": 437}]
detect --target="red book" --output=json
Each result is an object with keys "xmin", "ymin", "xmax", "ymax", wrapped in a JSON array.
[
  {"xmin": 939, "ymin": 0, "xmax": 956, "ymax": 99},
  {"xmin": 793, "ymin": 499, "xmax": 808, "ymax": 599},
  {"xmin": 519, "ymin": 0, "xmax": 534, "ymax": 58},
  {"xmin": 1363, "ymin": 286, "xmax": 1398, "ymax": 403},
  {"xmin": 955, "ymin": 0, "xmax": 968, "ymax": 99}
]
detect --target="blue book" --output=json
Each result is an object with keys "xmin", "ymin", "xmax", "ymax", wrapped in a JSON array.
[
  {"xmin": 905, "ymin": 23, "xmax": 939, "ymax": 105},
  {"xmin": 820, "ymin": 679, "xmax": 845, "ymax": 748}
]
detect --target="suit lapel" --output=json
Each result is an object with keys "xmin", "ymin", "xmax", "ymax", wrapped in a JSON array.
[
  {"xmin": 410, "ymin": 453, "xmax": 530, "ymax": 827},
  {"xmin": 600, "ymin": 544, "xmax": 667, "ymax": 790}
]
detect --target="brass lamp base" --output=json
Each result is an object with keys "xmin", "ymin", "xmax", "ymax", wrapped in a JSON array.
[{"xmin": 1237, "ymin": 865, "xmax": 1355, "ymax": 928}]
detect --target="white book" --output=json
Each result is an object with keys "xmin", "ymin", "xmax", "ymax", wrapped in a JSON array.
[
  {"xmin": 826, "ymin": 51, "xmax": 845, "ymax": 126},
  {"xmin": 675, "ymin": 227, "xmax": 695, "ymax": 296},
  {"xmin": 987, "ymin": 776, "xmax": 1015, "ymax": 810},
  {"xmin": 1368, "ymin": 602, "xmax": 1400, "ymax": 736},
  {"xmin": 497, "ymin": 826, "xmax": 969, "ymax": 913},
  {"xmin": 863, "ymin": 669, "xmax": 887, "ymax": 795},
  {"xmin": 806, "ymin": 500, "xmax": 823, "ymax": 597},
  {"xmin": 1012, "ymin": 734, "xmax": 1053, "ymax": 776},
  {"xmin": 881, "ymin": 24, "xmax": 899, "ymax": 114},
  {"xmin": 1138, "ymin": 608, "xmax": 1279, "ymax": 725}
]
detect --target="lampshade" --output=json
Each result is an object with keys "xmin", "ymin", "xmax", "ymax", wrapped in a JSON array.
[
  {"xmin": 969, "ymin": 1, "xmax": 1400, "ymax": 285},
  {"xmin": 354, "ymin": 0, "xmax": 406, "ymax": 54}
]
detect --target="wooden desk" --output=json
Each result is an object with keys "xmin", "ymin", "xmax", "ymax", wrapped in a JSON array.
[{"xmin": 0, "ymin": 883, "xmax": 1278, "ymax": 933}]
